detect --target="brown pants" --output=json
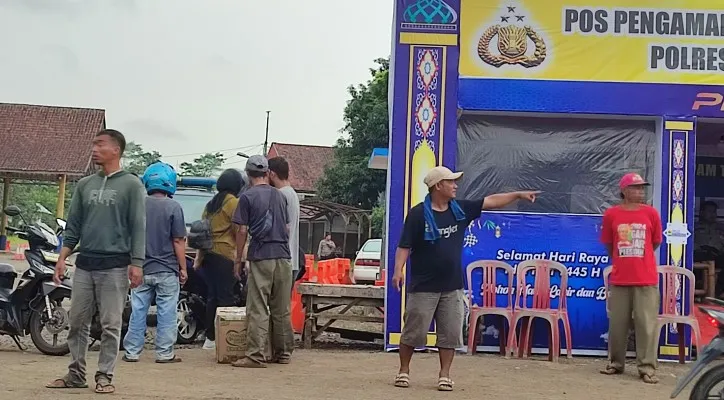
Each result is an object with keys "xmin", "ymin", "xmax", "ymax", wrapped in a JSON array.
[
  {"xmin": 245, "ymin": 259, "xmax": 295, "ymax": 363},
  {"xmin": 607, "ymin": 285, "xmax": 660, "ymax": 376}
]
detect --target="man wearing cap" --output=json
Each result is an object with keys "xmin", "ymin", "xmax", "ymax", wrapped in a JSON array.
[
  {"xmin": 599, "ymin": 173, "xmax": 662, "ymax": 384},
  {"xmin": 231, "ymin": 155, "xmax": 294, "ymax": 368},
  {"xmin": 392, "ymin": 166, "xmax": 539, "ymax": 392}
]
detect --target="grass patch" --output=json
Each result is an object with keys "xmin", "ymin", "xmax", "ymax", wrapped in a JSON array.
[{"xmin": 7, "ymin": 235, "xmax": 28, "ymax": 247}]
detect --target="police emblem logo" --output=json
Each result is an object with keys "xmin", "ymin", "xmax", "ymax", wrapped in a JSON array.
[{"xmin": 477, "ymin": 5, "xmax": 546, "ymax": 68}]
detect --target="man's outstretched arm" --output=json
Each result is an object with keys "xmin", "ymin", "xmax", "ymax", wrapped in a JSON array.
[{"xmin": 482, "ymin": 191, "xmax": 540, "ymax": 210}]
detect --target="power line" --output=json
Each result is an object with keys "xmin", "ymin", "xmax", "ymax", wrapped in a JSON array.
[{"xmin": 163, "ymin": 143, "xmax": 263, "ymax": 158}]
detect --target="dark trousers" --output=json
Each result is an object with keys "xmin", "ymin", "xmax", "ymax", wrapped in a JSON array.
[{"xmin": 202, "ymin": 252, "xmax": 236, "ymax": 341}]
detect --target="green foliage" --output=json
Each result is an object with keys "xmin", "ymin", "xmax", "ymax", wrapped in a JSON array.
[
  {"xmin": 370, "ymin": 205, "xmax": 385, "ymax": 238},
  {"xmin": 179, "ymin": 153, "xmax": 226, "ymax": 177},
  {"xmin": 316, "ymin": 58, "xmax": 389, "ymax": 210},
  {"xmin": 1, "ymin": 180, "xmax": 73, "ymax": 227},
  {"xmin": 122, "ymin": 142, "xmax": 162, "ymax": 176}
]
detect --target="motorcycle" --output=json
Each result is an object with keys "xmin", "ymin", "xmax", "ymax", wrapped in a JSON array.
[
  {"xmin": 0, "ymin": 205, "xmax": 73, "ymax": 356},
  {"xmin": 87, "ymin": 254, "xmax": 244, "ymax": 347},
  {"xmin": 671, "ymin": 297, "xmax": 724, "ymax": 399},
  {"xmin": 166, "ymin": 256, "xmax": 245, "ymax": 344}
]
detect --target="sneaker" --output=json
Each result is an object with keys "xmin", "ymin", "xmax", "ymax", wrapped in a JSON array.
[{"xmin": 202, "ymin": 339, "xmax": 215, "ymax": 350}]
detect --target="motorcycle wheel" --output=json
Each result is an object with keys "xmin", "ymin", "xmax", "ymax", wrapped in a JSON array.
[
  {"xmin": 176, "ymin": 293, "xmax": 200, "ymax": 344},
  {"xmin": 689, "ymin": 364, "xmax": 724, "ymax": 400},
  {"xmin": 29, "ymin": 290, "xmax": 71, "ymax": 356}
]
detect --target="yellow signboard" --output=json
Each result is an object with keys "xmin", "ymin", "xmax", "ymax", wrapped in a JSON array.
[{"xmin": 459, "ymin": 0, "xmax": 724, "ymax": 85}]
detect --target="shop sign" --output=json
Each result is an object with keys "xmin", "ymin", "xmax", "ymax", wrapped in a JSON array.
[{"xmin": 459, "ymin": 0, "xmax": 724, "ymax": 85}]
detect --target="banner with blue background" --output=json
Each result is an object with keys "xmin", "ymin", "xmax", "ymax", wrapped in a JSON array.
[
  {"xmin": 462, "ymin": 212, "xmax": 609, "ymax": 354},
  {"xmin": 386, "ymin": 211, "xmax": 616, "ymax": 355},
  {"xmin": 385, "ymin": 211, "xmax": 689, "ymax": 358}
]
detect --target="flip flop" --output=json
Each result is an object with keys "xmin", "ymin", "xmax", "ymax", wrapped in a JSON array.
[
  {"xmin": 231, "ymin": 358, "xmax": 267, "ymax": 368},
  {"xmin": 156, "ymin": 356, "xmax": 182, "ymax": 364},
  {"xmin": 599, "ymin": 366, "xmax": 623, "ymax": 375},
  {"xmin": 273, "ymin": 355, "xmax": 291, "ymax": 364},
  {"xmin": 438, "ymin": 377, "xmax": 454, "ymax": 392},
  {"xmin": 640, "ymin": 373, "xmax": 659, "ymax": 384},
  {"xmin": 394, "ymin": 372, "xmax": 410, "ymax": 388},
  {"xmin": 95, "ymin": 382, "xmax": 115, "ymax": 394},
  {"xmin": 45, "ymin": 377, "xmax": 88, "ymax": 389}
]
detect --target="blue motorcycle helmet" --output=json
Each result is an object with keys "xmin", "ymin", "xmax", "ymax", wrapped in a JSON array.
[{"xmin": 142, "ymin": 161, "xmax": 177, "ymax": 197}]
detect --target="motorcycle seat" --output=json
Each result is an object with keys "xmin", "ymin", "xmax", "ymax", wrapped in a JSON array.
[{"xmin": 0, "ymin": 263, "xmax": 17, "ymax": 275}]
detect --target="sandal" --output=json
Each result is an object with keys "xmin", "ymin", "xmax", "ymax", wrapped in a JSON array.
[
  {"xmin": 45, "ymin": 377, "xmax": 88, "ymax": 389},
  {"xmin": 599, "ymin": 365, "xmax": 623, "ymax": 375},
  {"xmin": 640, "ymin": 373, "xmax": 659, "ymax": 384},
  {"xmin": 438, "ymin": 377, "xmax": 454, "ymax": 392},
  {"xmin": 95, "ymin": 382, "xmax": 115, "ymax": 394},
  {"xmin": 156, "ymin": 356, "xmax": 182, "ymax": 363},
  {"xmin": 273, "ymin": 355, "xmax": 291, "ymax": 365},
  {"xmin": 394, "ymin": 372, "xmax": 410, "ymax": 388},
  {"xmin": 231, "ymin": 357, "xmax": 267, "ymax": 368}
]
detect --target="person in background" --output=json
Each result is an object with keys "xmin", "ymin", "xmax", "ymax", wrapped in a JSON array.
[
  {"xmin": 599, "ymin": 172, "xmax": 662, "ymax": 384},
  {"xmin": 193, "ymin": 168, "xmax": 243, "ymax": 350},
  {"xmin": 317, "ymin": 233, "xmax": 336, "ymax": 260},
  {"xmin": 47, "ymin": 129, "xmax": 146, "ymax": 394},
  {"xmin": 123, "ymin": 162, "xmax": 187, "ymax": 363},
  {"xmin": 694, "ymin": 201, "xmax": 724, "ymax": 296},
  {"xmin": 268, "ymin": 156, "xmax": 300, "ymax": 283},
  {"xmin": 392, "ymin": 166, "xmax": 538, "ymax": 392},
  {"xmin": 232, "ymin": 155, "xmax": 294, "ymax": 368}
]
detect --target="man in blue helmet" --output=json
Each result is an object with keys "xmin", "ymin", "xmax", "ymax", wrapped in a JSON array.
[{"xmin": 122, "ymin": 162, "xmax": 187, "ymax": 363}]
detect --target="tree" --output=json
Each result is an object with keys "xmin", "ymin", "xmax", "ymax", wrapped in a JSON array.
[
  {"xmin": 316, "ymin": 58, "xmax": 389, "ymax": 210},
  {"xmin": 370, "ymin": 205, "xmax": 385, "ymax": 238},
  {"xmin": 2, "ymin": 181, "xmax": 73, "ymax": 225},
  {"xmin": 122, "ymin": 142, "xmax": 162, "ymax": 176},
  {"xmin": 179, "ymin": 152, "xmax": 226, "ymax": 177}
]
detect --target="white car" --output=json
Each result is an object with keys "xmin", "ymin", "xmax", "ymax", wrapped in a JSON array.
[{"xmin": 353, "ymin": 239, "xmax": 382, "ymax": 284}]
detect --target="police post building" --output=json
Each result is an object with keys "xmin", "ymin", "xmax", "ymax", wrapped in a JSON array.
[{"xmin": 384, "ymin": 0, "xmax": 724, "ymax": 357}]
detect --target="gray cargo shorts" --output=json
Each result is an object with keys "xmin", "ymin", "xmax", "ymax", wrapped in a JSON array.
[{"xmin": 400, "ymin": 289, "xmax": 464, "ymax": 349}]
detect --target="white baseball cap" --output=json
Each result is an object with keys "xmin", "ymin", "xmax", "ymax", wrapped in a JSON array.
[{"xmin": 423, "ymin": 166, "xmax": 463, "ymax": 188}]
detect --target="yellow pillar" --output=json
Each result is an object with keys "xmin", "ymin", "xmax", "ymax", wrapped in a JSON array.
[
  {"xmin": 56, "ymin": 174, "xmax": 67, "ymax": 218},
  {"xmin": 1, "ymin": 176, "xmax": 10, "ymax": 235}
]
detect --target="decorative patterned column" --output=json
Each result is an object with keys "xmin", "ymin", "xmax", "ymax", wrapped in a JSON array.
[
  {"xmin": 658, "ymin": 117, "xmax": 696, "ymax": 360},
  {"xmin": 385, "ymin": 0, "xmax": 461, "ymax": 348}
]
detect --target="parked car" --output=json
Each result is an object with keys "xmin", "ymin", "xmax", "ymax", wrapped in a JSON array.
[
  {"xmin": 174, "ymin": 176, "xmax": 216, "ymax": 233},
  {"xmin": 353, "ymin": 239, "xmax": 382, "ymax": 284}
]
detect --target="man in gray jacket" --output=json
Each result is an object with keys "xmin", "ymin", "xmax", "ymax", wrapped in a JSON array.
[{"xmin": 47, "ymin": 129, "xmax": 146, "ymax": 394}]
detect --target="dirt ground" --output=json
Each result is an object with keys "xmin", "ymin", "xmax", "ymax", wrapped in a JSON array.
[
  {"xmin": 0, "ymin": 341, "xmax": 696, "ymax": 399},
  {"xmin": 0, "ymin": 253, "xmax": 696, "ymax": 399}
]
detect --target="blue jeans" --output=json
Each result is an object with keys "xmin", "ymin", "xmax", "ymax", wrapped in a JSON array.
[{"xmin": 123, "ymin": 272, "xmax": 180, "ymax": 361}]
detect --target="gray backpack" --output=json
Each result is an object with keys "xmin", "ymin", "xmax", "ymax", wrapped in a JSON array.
[
  {"xmin": 187, "ymin": 218, "xmax": 213, "ymax": 250},
  {"xmin": 187, "ymin": 197, "xmax": 229, "ymax": 250}
]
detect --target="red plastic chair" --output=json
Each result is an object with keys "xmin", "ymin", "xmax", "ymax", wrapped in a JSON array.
[
  {"xmin": 466, "ymin": 260, "xmax": 515, "ymax": 356},
  {"xmin": 656, "ymin": 265, "xmax": 702, "ymax": 364},
  {"xmin": 508, "ymin": 259, "xmax": 573, "ymax": 362}
]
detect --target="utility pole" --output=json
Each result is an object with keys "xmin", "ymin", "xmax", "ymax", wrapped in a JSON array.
[{"xmin": 263, "ymin": 110, "xmax": 270, "ymax": 156}]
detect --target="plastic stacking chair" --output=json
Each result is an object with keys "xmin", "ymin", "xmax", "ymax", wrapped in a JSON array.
[
  {"xmin": 655, "ymin": 265, "xmax": 702, "ymax": 364},
  {"xmin": 466, "ymin": 260, "xmax": 516, "ymax": 356},
  {"xmin": 508, "ymin": 259, "xmax": 573, "ymax": 362}
]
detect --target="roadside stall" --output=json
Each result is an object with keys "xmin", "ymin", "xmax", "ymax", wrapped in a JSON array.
[{"xmin": 385, "ymin": 0, "xmax": 724, "ymax": 359}]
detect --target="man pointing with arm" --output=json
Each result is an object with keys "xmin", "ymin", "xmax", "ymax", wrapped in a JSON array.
[{"xmin": 391, "ymin": 166, "xmax": 538, "ymax": 392}]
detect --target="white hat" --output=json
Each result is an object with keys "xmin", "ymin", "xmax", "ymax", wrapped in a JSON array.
[{"xmin": 423, "ymin": 166, "xmax": 463, "ymax": 188}]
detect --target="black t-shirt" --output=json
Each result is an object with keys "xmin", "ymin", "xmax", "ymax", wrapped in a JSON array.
[{"xmin": 399, "ymin": 199, "xmax": 483, "ymax": 293}]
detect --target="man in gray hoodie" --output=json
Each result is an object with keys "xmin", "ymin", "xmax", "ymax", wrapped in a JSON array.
[{"xmin": 47, "ymin": 129, "xmax": 146, "ymax": 395}]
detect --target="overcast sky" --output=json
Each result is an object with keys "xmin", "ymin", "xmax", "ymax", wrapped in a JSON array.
[{"xmin": 0, "ymin": 0, "xmax": 393, "ymax": 168}]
